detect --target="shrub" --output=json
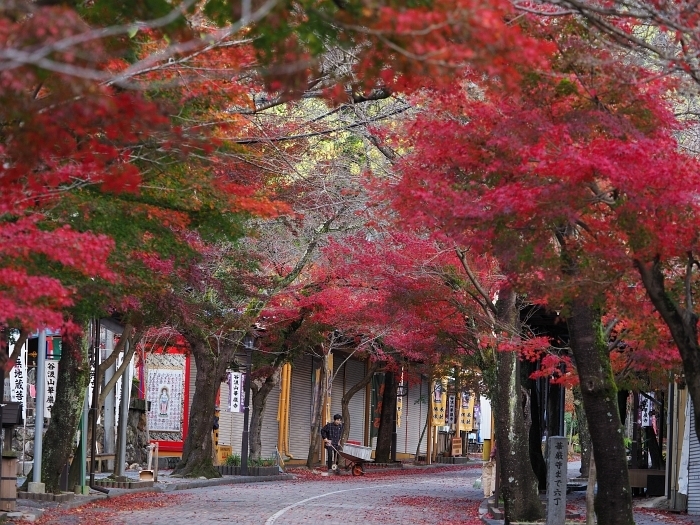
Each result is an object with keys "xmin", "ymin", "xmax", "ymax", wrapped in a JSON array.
[
  {"xmin": 225, "ymin": 454, "xmax": 241, "ymax": 466},
  {"xmin": 250, "ymin": 457, "xmax": 276, "ymax": 467}
]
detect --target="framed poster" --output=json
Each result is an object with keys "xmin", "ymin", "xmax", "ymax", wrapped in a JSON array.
[{"xmin": 147, "ymin": 354, "xmax": 185, "ymax": 433}]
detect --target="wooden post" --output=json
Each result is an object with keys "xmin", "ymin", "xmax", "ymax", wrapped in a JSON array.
[
  {"xmin": 0, "ymin": 455, "xmax": 17, "ymax": 511},
  {"xmin": 451, "ymin": 437, "xmax": 462, "ymax": 457},
  {"xmin": 586, "ymin": 445, "xmax": 596, "ymax": 525},
  {"xmin": 427, "ymin": 388, "xmax": 433, "ymax": 465}
]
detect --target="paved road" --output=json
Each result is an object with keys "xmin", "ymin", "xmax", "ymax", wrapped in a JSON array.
[
  {"xmin": 19, "ymin": 465, "xmax": 485, "ymax": 525},
  {"xmin": 16, "ymin": 464, "xmax": 700, "ymax": 525}
]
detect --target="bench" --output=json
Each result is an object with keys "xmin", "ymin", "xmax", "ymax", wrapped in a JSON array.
[{"xmin": 89, "ymin": 454, "xmax": 116, "ymax": 473}]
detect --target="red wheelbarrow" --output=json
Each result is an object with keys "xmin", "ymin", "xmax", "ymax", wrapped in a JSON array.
[{"xmin": 329, "ymin": 444, "xmax": 373, "ymax": 476}]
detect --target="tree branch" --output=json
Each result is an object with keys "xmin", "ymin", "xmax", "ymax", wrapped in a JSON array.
[
  {"xmin": 5, "ymin": 329, "xmax": 29, "ymax": 369},
  {"xmin": 98, "ymin": 328, "xmax": 143, "ymax": 407},
  {"xmin": 455, "ymin": 248, "xmax": 498, "ymax": 316}
]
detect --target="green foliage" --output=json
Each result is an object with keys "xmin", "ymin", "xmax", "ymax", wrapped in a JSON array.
[
  {"xmin": 203, "ymin": 0, "xmax": 233, "ymax": 26},
  {"xmin": 555, "ymin": 78, "xmax": 578, "ymax": 97},
  {"xmin": 225, "ymin": 453, "xmax": 241, "ymax": 466},
  {"xmin": 225, "ymin": 454, "xmax": 275, "ymax": 467},
  {"xmin": 80, "ymin": 0, "xmax": 188, "ymax": 32},
  {"xmin": 250, "ymin": 456, "xmax": 277, "ymax": 467}
]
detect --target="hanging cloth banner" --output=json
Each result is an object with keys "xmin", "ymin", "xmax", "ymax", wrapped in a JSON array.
[
  {"xmin": 396, "ymin": 369, "xmax": 404, "ymax": 428},
  {"xmin": 228, "ymin": 371, "xmax": 244, "ymax": 413},
  {"xmin": 44, "ymin": 359, "xmax": 59, "ymax": 417},
  {"xmin": 9, "ymin": 342, "xmax": 27, "ymax": 422},
  {"xmin": 431, "ymin": 378, "xmax": 447, "ymax": 427},
  {"xmin": 459, "ymin": 391, "xmax": 475, "ymax": 432},
  {"xmin": 447, "ymin": 394, "xmax": 456, "ymax": 426}
]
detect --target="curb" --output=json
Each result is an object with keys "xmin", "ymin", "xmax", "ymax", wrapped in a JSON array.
[
  {"xmin": 159, "ymin": 474, "xmax": 294, "ymax": 491},
  {"xmin": 392, "ymin": 461, "xmax": 479, "ymax": 470},
  {"xmin": 2, "ymin": 473, "xmax": 294, "ymax": 522}
]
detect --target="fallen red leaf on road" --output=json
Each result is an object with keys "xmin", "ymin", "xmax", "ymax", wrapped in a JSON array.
[
  {"xmin": 391, "ymin": 496, "xmax": 482, "ymax": 524},
  {"xmin": 287, "ymin": 464, "xmax": 479, "ymax": 483},
  {"xmin": 636, "ymin": 507, "xmax": 696, "ymax": 524},
  {"xmin": 19, "ymin": 492, "xmax": 185, "ymax": 525}
]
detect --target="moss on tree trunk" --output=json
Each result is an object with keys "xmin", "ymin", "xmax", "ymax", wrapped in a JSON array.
[
  {"xmin": 172, "ymin": 335, "xmax": 229, "ymax": 478},
  {"xmin": 568, "ymin": 297, "xmax": 634, "ymax": 525},
  {"xmin": 306, "ymin": 354, "xmax": 328, "ymax": 469},
  {"xmin": 250, "ymin": 368, "xmax": 281, "ymax": 460},
  {"xmin": 574, "ymin": 385, "xmax": 592, "ymax": 479},
  {"xmin": 492, "ymin": 287, "xmax": 544, "ymax": 522}
]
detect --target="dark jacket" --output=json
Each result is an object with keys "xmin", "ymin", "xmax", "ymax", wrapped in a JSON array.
[{"xmin": 321, "ymin": 422, "xmax": 343, "ymax": 447}]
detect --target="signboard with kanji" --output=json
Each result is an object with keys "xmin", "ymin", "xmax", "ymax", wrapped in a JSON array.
[
  {"xmin": 459, "ymin": 391, "xmax": 475, "ymax": 432},
  {"xmin": 546, "ymin": 436, "xmax": 567, "ymax": 525},
  {"xmin": 227, "ymin": 371, "xmax": 245, "ymax": 413},
  {"xmin": 431, "ymin": 379, "xmax": 447, "ymax": 426},
  {"xmin": 446, "ymin": 394, "xmax": 456, "ymax": 426},
  {"xmin": 9, "ymin": 342, "xmax": 27, "ymax": 422},
  {"xmin": 396, "ymin": 394, "xmax": 403, "ymax": 428},
  {"xmin": 44, "ymin": 359, "xmax": 59, "ymax": 417},
  {"xmin": 640, "ymin": 392, "xmax": 654, "ymax": 427}
]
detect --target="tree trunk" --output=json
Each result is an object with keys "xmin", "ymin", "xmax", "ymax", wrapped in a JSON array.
[
  {"xmin": 618, "ymin": 389, "xmax": 629, "ymax": 426},
  {"xmin": 574, "ymin": 385, "xmax": 592, "ymax": 479},
  {"xmin": 249, "ymin": 367, "xmax": 281, "ymax": 460},
  {"xmin": 67, "ymin": 410, "xmax": 91, "ymax": 490},
  {"xmin": 528, "ymin": 376, "xmax": 547, "ymax": 490},
  {"xmin": 548, "ymin": 381, "xmax": 563, "ymax": 438},
  {"xmin": 568, "ymin": 297, "xmax": 634, "ymax": 525},
  {"xmin": 341, "ymin": 360, "xmax": 380, "ymax": 445},
  {"xmin": 635, "ymin": 257, "xmax": 700, "ymax": 452},
  {"xmin": 492, "ymin": 287, "xmax": 544, "ymax": 522},
  {"xmin": 22, "ymin": 330, "xmax": 90, "ymax": 493},
  {"xmin": 374, "ymin": 371, "xmax": 397, "ymax": 463},
  {"xmin": 645, "ymin": 425, "xmax": 663, "ymax": 469},
  {"xmin": 172, "ymin": 335, "xmax": 230, "ymax": 478},
  {"xmin": 306, "ymin": 354, "xmax": 328, "ymax": 469}
]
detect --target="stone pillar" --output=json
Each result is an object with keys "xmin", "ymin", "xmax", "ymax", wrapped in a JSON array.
[{"xmin": 546, "ymin": 436, "xmax": 567, "ymax": 525}]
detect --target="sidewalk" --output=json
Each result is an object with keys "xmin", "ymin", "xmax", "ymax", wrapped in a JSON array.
[
  {"xmin": 479, "ymin": 460, "xmax": 700, "ymax": 525},
  {"xmin": 4, "ymin": 468, "xmax": 294, "ymax": 522}
]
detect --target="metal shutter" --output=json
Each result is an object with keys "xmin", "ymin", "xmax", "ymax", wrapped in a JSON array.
[
  {"xmin": 402, "ymin": 376, "xmax": 428, "ymax": 456},
  {"xmin": 259, "ymin": 380, "xmax": 281, "ymax": 458},
  {"xmin": 329, "ymin": 356, "xmax": 366, "ymax": 442},
  {"xmin": 368, "ymin": 374, "xmax": 428, "ymax": 456},
  {"xmin": 217, "ymin": 376, "xmax": 243, "ymax": 453},
  {"xmin": 687, "ymin": 398, "xmax": 700, "ymax": 514},
  {"xmin": 330, "ymin": 357, "xmax": 344, "ymax": 421},
  {"xmin": 288, "ymin": 355, "xmax": 314, "ymax": 460},
  {"xmin": 342, "ymin": 359, "xmax": 366, "ymax": 444}
]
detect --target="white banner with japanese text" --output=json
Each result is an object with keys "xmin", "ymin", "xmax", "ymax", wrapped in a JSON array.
[
  {"xmin": 44, "ymin": 359, "xmax": 60, "ymax": 417},
  {"xmin": 9, "ymin": 342, "xmax": 27, "ymax": 422},
  {"xmin": 227, "ymin": 371, "xmax": 245, "ymax": 413}
]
